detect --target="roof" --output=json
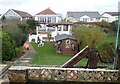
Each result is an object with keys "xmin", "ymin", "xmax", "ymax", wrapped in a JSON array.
[
  {"xmin": 103, "ymin": 12, "xmax": 118, "ymax": 16},
  {"xmin": 11, "ymin": 9, "xmax": 32, "ymax": 18},
  {"xmin": 55, "ymin": 34, "xmax": 76, "ymax": 41},
  {"xmin": 36, "ymin": 8, "xmax": 57, "ymax": 15},
  {"xmin": 67, "ymin": 11, "xmax": 102, "ymax": 18}
]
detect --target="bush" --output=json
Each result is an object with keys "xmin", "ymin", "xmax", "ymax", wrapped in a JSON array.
[
  {"xmin": 2, "ymin": 32, "xmax": 16, "ymax": 61},
  {"xmin": 2, "ymin": 20, "xmax": 27, "ymax": 47},
  {"xmin": 97, "ymin": 42, "xmax": 114, "ymax": 63}
]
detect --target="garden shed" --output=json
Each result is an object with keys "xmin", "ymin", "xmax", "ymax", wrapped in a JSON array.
[{"xmin": 55, "ymin": 34, "xmax": 78, "ymax": 55}]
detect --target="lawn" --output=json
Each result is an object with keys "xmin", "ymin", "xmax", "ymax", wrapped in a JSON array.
[{"xmin": 31, "ymin": 43, "xmax": 88, "ymax": 66}]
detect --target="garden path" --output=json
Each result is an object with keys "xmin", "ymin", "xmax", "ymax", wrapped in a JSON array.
[{"xmin": 15, "ymin": 39, "xmax": 37, "ymax": 66}]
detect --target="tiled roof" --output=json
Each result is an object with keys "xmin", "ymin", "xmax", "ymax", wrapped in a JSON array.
[
  {"xmin": 55, "ymin": 34, "xmax": 76, "ymax": 41},
  {"xmin": 12, "ymin": 9, "xmax": 32, "ymax": 18},
  {"xmin": 104, "ymin": 12, "xmax": 118, "ymax": 16},
  {"xmin": 67, "ymin": 11, "xmax": 102, "ymax": 18},
  {"xmin": 36, "ymin": 8, "xmax": 57, "ymax": 15}
]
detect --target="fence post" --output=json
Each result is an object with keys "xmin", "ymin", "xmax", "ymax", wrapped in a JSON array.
[{"xmin": 8, "ymin": 66, "xmax": 28, "ymax": 83}]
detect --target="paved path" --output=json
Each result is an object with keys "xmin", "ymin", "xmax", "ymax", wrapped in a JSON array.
[
  {"xmin": 15, "ymin": 40, "xmax": 37, "ymax": 66},
  {"xmin": 1, "ymin": 40, "xmax": 37, "ymax": 83}
]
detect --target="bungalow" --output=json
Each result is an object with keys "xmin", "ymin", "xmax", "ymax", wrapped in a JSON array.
[
  {"xmin": 66, "ymin": 11, "xmax": 107, "ymax": 22},
  {"xmin": 102, "ymin": 12, "xmax": 118, "ymax": 22},
  {"xmin": 1, "ymin": 9, "xmax": 32, "ymax": 21},
  {"xmin": 55, "ymin": 34, "xmax": 78, "ymax": 55}
]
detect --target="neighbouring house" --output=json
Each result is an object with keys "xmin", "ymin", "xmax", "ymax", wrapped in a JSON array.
[
  {"xmin": 102, "ymin": 12, "xmax": 118, "ymax": 22},
  {"xmin": 29, "ymin": 21, "xmax": 73, "ymax": 42},
  {"xmin": 29, "ymin": 8, "xmax": 72, "ymax": 42},
  {"xmin": 66, "ymin": 11, "xmax": 107, "ymax": 22},
  {"xmin": 1, "ymin": 9, "xmax": 32, "ymax": 21},
  {"xmin": 55, "ymin": 34, "xmax": 78, "ymax": 55}
]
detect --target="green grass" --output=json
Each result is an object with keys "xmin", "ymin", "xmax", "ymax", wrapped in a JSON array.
[
  {"xmin": 31, "ymin": 43, "xmax": 88, "ymax": 66},
  {"xmin": 16, "ymin": 46, "xmax": 24, "ymax": 52}
]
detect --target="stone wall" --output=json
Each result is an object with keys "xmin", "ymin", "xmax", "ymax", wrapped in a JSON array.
[{"xmin": 8, "ymin": 66, "xmax": 119, "ymax": 83}]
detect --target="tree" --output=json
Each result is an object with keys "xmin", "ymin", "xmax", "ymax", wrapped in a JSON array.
[
  {"xmin": 73, "ymin": 26, "xmax": 116, "ymax": 63},
  {"xmin": 26, "ymin": 19, "xmax": 38, "ymax": 33},
  {"xmin": 17, "ymin": 22, "xmax": 29, "ymax": 34},
  {"xmin": 72, "ymin": 26, "xmax": 107, "ymax": 49},
  {"xmin": 2, "ymin": 32, "xmax": 16, "ymax": 61},
  {"xmin": 99, "ymin": 20, "xmax": 111, "ymax": 28},
  {"xmin": 2, "ymin": 20, "xmax": 27, "ymax": 47},
  {"xmin": 111, "ymin": 20, "xmax": 118, "ymax": 31},
  {"xmin": 1, "ymin": 15, "xmax": 6, "ymax": 21}
]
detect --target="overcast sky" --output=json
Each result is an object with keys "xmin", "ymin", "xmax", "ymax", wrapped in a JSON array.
[{"xmin": 0, "ymin": 0, "xmax": 119, "ymax": 17}]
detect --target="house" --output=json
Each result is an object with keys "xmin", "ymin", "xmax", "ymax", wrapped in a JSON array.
[
  {"xmin": 29, "ymin": 8, "xmax": 72, "ymax": 42},
  {"xmin": 66, "ymin": 11, "xmax": 107, "ymax": 22},
  {"xmin": 102, "ymin": 12, "xmax": 118, "ymax": 22},
  {"xmin": 34, "ymin": 7, "xmax": 62, "ymax": 23},
  {"xmin": 29, "ymin": 21, "xmax": 73, "ymax": 42},
  {"xmin": 55, "ymin": 34, "xmax": 78, "ymax": 55},
  {"xmin": 2, "ymin": 9, "xmax": 32, "ymax": 21}
]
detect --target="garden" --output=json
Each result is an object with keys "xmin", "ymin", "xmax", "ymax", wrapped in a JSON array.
[{"xmin": 31, "ymin": 43, "xmax": 88, "ymax": 66}]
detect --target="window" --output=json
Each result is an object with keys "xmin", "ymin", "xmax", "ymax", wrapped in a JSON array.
[
  {"xmin": 63, "ymin": 25, "xmax": 68, "ymax": 31},
  {"xmin": 57, "ymin": 27, "xmax": 61, "ymax": 31},
  {"xmin": 39, "ymin": 17, "xmax": 46, "ymax": 22},
  {"xmin": 66, "ymin": 40, "xmax": 71, "ymax": 48},
  {"xmin": 47, "ymin": 17, "xmax": 51, "ymax": 22},
  {"xmin": 83, "ymin": 18, "xmax": 88, "ymax": 22},
  {"xmin": 52, "ymin": 17, "xmax": 56, "ymax": 22},
  {"xmin": 91, "ymin": 18, "xmax": 94, "ymax": 21},
  {"xmin": 57, "ymin": 25, "xmax": 61, "ymax": 31}
]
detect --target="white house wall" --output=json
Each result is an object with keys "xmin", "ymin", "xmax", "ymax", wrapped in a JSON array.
[
  {"xmin": 35, "ymin": 15, "xmax": 61, "ymax": 23},
  {"xmin": 3, "ymin": 10, "xmax": 22, "ymax": 20},
  {"xmin": 80, "ymin": 15, "xmax": 90, "ymax": 22},
  {"xmin": 102, "ymin": 13, "xmax": 118, "ymax": 22},
  {"xmin": 29, "ymin": 34, "xmax": 38, "ymax": 43},
  {"xmin": 32, "ymin": 24, "xmax": 72, "ymax": 42}
]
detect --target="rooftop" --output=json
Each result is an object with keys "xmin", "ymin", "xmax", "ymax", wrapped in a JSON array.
[
  {"xmin": 103, "ymin": 12, "xmax": 118, "ymax": 16},
  {"xmin": 67, "ymin": 11, "xmax": 102, "ymax": 18},
  {"xmin": 36, "ymin": 8, "xmax": 57, "ymax": 15},
  {"xmin": 55, "ymin": 34, "xmax": 76, "ymax": 41},
  {"xmin": 11, "ymin": 9, "xmax": 32, "ymax": 18}
]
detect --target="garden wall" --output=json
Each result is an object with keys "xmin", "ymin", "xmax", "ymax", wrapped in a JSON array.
[{"xmin": 8, "ymin": 66, "xmax": 119, "ymax": 83}]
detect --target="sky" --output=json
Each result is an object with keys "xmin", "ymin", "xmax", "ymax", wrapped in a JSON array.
[{"xmin": 0, "ymin": 0, "xmax": 120, "ymax": 17}]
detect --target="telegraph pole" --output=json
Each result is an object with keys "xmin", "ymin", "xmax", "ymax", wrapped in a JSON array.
[
  {"xmin": 114, "ymin": 1, "xmax": 120, "ymax": 69},
  {"xmin": 0, "ymin": 18, "xmax": 2, "ymax": 64}
]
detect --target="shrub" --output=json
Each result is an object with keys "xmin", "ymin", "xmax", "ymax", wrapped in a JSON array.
[
  {"xmin": 2, "ymin": 20, "xmax": 27, "ymax": 47},
  {"xmin": 2, "ymin": 32, "xmax": 16, "ymax": 61},
  {"xmin": 97, "ymin": 42, "xmax": 114, "ymax": 63}
]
